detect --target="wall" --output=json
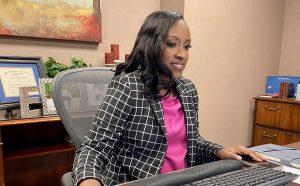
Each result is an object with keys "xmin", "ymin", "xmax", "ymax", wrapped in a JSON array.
[
  {"xmin": 160, "ymin": 0, "xmax": 185, "ymax": 14},
  {"xmin": 184, "ymin": 0, "xmax": 285, "ymax": 146},
  {"xmin": 280, "ymin": 0, "xmax": 300, "ymax": 75},
  {"xmin": 0, "ymin": 0, "xmax": 160, "ymax": 67},
  {"xmin": 0, "ymin": 0, "xmax": 292, "ymax": 147}
]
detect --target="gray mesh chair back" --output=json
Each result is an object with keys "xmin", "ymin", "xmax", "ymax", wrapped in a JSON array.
[{"xmin": 52, "ymin": 67, "xmax": 114, "ymax": 186}]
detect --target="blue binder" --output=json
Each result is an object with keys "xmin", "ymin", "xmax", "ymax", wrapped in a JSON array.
[{"xmin": 266, "ymin": 76, "xmax": 300, "ymax": 96}]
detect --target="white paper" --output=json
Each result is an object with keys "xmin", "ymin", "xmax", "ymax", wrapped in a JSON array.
[{"xmin": 282, "ymin": 165, "xmax": 300, "ymax": 183}]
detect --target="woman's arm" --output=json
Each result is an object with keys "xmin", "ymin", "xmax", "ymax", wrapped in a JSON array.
[{"xmin": 72, "ymin": 76, "xmax": 133, "ymax": 186}]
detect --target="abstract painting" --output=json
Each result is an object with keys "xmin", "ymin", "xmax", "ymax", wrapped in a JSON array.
[{"xmin": 0, "ymin": 0, "xmax": 102, "ymax": 42}]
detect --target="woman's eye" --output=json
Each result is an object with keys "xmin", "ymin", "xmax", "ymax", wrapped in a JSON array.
[
  {"xmin": 185, "ymin": 44, "xmax": 192, "ymax": 50},
  {"xmin": 166, "ymin": 42, "xmax": 176, "ymax": 48}
]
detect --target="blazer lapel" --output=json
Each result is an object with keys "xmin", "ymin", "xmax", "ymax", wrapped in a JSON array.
[
  {"xmin": 147, "ymin": 96, "xmax": 167, "ymax": 136},
  {"xmin": 176, "ymin": 83, "xmax": 195, "ymax": 125},
  {"xmin": 175, "ymin": 79, "xmax": 189, "ymax": 119},
  {"xmin": 175, "ymin": 79, "xmax": 197, "ymax": 166}
]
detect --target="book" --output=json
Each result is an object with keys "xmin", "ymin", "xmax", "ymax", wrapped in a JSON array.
[{"xmin": 250, "ymin": 144, "xmax": 300, "ymax": 169}]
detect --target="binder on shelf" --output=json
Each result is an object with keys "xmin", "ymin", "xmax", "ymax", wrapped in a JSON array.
[{"xmin": 250, "ymin": 144, "xmax": 300, "ymax": 169}]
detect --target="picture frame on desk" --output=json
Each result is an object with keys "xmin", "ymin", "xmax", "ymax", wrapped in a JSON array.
[
  {"xmin": 20, "ymin": 86, "xmax": 43, "ymax": 118},
  {"xmin": 0, "ymin": 56, "xmax": 47, "ymax": 110},
  {"xmin": 39, "ymin": 78, "xmax": 57, "ymax": 115}
]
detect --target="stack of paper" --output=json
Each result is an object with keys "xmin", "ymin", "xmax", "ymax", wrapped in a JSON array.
[{"xmin": 250, "ymin": 144, "xmax": 300, "ymax": 169}]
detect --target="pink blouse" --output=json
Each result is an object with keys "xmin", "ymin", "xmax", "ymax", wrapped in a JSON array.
[{"xmin": 160, "ymin": 96, "xmax": 187, "ymax": 174}]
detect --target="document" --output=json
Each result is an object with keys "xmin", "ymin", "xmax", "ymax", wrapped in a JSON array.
[
  {"xmin": 250, "ymin": 144, "xmax": 300, "ymax": 169},
  {"xmin": 282, "ymin": 165, "xmax": 300, "ymax": 184},
  {"xmin": 0, "ymin": 67, "xmax": 38, "ymax": 97}
]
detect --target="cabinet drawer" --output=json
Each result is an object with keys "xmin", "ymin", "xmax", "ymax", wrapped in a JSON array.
[
  {"xmin": 255, "ymin": 100, "xmax": 300, "ymax": 132},
  {"xmin": 253, "ymin": 126, "xmax": 300, "ymax": 146}
]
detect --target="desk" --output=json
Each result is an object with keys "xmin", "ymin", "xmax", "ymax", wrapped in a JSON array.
[
  {"xmin": 286, "ymin": 141, "xmax": 300, "ymax": 149},
  {"xmin": 0, "ymin": 116, "xmax": 75, "ymax": 186},
  {"xmin": 120, "ymin": 141, "xmax": 300, "ymax": 186}
]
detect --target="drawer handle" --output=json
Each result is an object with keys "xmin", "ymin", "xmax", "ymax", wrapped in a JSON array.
[
  {"xmin": 285, "ymin": 132, "xmax": 292, "ymax": 136},
  {"xmin": 265, "ymin": 105, "xmax": 279, "ymax": 111},
  {"xmin": 263, "ymin": 131, "xmax": 277, "ymax": 138}
]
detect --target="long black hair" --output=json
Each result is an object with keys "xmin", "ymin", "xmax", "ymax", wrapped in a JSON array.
[{"xmin": 115, "ymin": 10, "xmax": 184, "ymax": 98}]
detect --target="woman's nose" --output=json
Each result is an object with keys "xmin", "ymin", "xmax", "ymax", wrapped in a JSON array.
[{"xmin": 175, "ymin": 47, "xmax": 188, "ymax": 59}]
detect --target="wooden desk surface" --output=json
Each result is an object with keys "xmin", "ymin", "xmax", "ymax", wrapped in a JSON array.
[
  {"xmin": 286, "ymin": 141, "xmax": 300, "ymax": 150},
  {"xmin": 0, "ymin": 116, "xmax": 60, "ymax": 127}
]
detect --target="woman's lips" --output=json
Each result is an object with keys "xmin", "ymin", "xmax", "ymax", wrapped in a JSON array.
[{"xmin": 172, "ymin": 63, "xmax": 184, "ymax": 70}]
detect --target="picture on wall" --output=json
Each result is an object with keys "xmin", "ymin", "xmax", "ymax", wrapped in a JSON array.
[{"xmin": 0, "ymin": 0, "xmax": 102, "ymax": 42}]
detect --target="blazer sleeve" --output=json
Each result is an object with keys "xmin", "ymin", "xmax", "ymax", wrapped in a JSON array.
[
  {"xmin": 196, "ymin": 135, "xmax": 223, "ymax": 163},
  {"xmin": 72, "ymin": 76, "xmax": 133, "ymax": 186}
]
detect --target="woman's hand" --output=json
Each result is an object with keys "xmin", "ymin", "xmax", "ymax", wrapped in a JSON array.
[{"xmin": 216, "ymin": 145, "xmax": 267, "ymax": 162}]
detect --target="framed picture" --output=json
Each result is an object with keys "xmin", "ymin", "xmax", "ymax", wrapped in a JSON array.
[
  {"xmin": 0, "ymin": 56, "xmax": 47, "ymax": 109},
  {"xmin": 0, "ymin": 1, "xmax": 102, "ymax": 42},
  {"xmin": 39, "ymin": 78, "xmax": 57, "ymax": 115},
  {"xmin": 20, "ymin": 86, "xmax": 42, "ymax": 119}
]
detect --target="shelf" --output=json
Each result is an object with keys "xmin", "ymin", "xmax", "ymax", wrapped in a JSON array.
[
  {"xmin": 0, "ymin": 116, "xmax": 61, "ymax": 127},
  {"xmin": 0, "ymin": 115, "xmax": 74, "ymax": 185},
  {"xmin": 3, "ymin": 143, "xmax": 75, "ymax": 161}
]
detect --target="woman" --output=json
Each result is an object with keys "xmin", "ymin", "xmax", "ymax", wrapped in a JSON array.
[{"xmin": 73, "ymin": 10, "xmax": 264, "ymax": 186}]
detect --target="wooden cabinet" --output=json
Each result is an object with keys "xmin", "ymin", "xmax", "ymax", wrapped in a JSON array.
[
  {"xmin": 253, "ymin": 97, "xmax": 300, "ymax": 146},
  {"xmin": 0, "ymin": 116, "xmax": 75, "ymax": 186}
]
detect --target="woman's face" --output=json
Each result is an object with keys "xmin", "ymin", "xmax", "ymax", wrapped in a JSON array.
[{"xmin": 161, "ymin": 19, "xmax": 191, "ymax": 79}]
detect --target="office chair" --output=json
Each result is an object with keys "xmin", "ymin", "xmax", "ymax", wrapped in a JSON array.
[{"xmin": 52, "ymin": 67, "xmax": 115, "ymax": 186}]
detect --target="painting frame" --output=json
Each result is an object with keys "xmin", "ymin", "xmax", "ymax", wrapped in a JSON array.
[
  {"xmin": 39, "ymin": 78, "xmax": 57, "ymax": 115},
  {"xmin": 0, "ymin": 56, "xmax": 47, "ymax": 110},
  {"xmin": 0, "ymin": 0, "xmax": 102, "ymax": 42}
]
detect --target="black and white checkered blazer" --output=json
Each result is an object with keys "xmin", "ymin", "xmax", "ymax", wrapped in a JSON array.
[{"xmin": 72, "ymin": 70, "xmax": 223, "ymax": 186}]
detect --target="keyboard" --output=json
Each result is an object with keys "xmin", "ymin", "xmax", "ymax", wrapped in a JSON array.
[
  {"xmin": 121, "ymin": 160, "xmax": 298, "ymax": 186},
  {"xmin": 189, "ymin": 165, "xmax": 298, "ymax": 186}
]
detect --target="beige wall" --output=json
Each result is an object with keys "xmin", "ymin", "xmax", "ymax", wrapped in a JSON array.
[
  {"xmin": 0, "ymin": 0, "xmax": 160, "ymax": 67},
  {"xmin": 160, "ymin": 0, "xmax": 185, "ymax": 14},
  {"xmin": 184, "ymin": 0, "xmax": 285, "ymax": 146},
  {"xmin": 280, "ymin": 0, "xmax": 300, "ymax": 75}
]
